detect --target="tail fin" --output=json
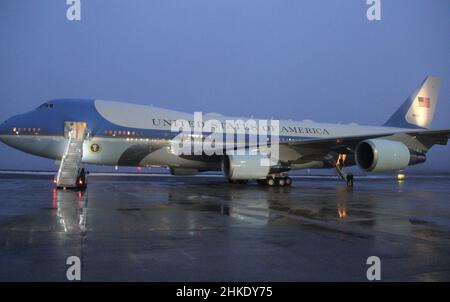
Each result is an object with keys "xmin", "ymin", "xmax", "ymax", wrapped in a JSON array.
[{"xmin": 384, "ymin": 76, "xmax": 441, "ymax": 129}]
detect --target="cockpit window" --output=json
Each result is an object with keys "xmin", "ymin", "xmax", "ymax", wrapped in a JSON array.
[{"xmin": 38, "ymin": 103, "xmax": 54, "ymax": 109}]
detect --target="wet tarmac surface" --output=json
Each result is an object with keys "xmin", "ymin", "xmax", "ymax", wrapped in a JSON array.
[{"xmin": 0, "ymin": 174, "xmax": 449, "ymax": 281}]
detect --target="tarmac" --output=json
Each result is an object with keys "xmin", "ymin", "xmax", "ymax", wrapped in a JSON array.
[{"xmin": 0, "ymin": 172, "xmax": 449, "ymax": 281}]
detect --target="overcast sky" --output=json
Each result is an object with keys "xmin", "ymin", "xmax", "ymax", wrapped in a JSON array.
[{"xmin": 0, "ymin": 0, "xmax": 449, "ymax": 172}]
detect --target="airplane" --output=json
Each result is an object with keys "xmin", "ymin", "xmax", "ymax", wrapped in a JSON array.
[{"xmin": 0, "ymin": 76, "xmax": 449, "ymax": 189}]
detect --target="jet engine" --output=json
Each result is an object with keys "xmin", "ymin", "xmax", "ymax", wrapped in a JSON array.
[
  {"xmin": 222, "ymin": 154, "xmax": 271, "ymax": 180},
  {"xmin": 355, "ymin": 139, "xmax": 426, "ymax": 172}
]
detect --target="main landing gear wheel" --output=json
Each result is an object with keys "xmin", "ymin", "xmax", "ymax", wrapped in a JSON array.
[
  {"xmin": 267, "ymin": 178, "xmax": 276, "ymax": 187},
  {"xmin": 258, "ymin": 176, "xmax": 292, "ymax": 187},
  {"xmin": 285, "ymin": 177, "xmax": 292, "ymax": 186},
  {"xmin": 277, "ymin": 178, "xmax": 285, "ymax": 187}
]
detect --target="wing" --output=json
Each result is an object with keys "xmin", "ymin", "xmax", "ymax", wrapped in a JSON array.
[
  {"xmin": 286, "ymin": 129, "xmax": 450, "ymax": 150},
  {"xmin": 177, "ymin": 129, "xmax": 450, "ymax": 170},
  {"xmin": 279, "ymin": 129, "xmax": 450, "ymax": 168}
]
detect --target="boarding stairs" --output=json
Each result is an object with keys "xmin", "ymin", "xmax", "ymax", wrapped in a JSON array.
[{"xmin": 56, "ymin": 124, "xmax": 86, "ymax": 189}]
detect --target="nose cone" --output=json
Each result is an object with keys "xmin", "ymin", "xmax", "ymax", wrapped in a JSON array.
[{"xmin": 0, "ymin": 114, "xmax": 29, "ymax": 150}]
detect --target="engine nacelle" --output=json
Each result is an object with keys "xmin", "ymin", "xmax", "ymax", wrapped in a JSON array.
[
  {"xmin": 355, "ymin": 139, "xmax": 426, "ymax": 172},
  {"xmin": 222, "ymin": 154, "xmax": 270, "ymax": 180}
]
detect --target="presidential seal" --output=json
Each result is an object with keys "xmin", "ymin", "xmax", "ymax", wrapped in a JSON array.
[{"xmin": 90, "ymin": 143, "xmax": 101, "ymax": 153}]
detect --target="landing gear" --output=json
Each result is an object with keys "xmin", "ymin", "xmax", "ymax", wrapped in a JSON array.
[
  {"xmin": 267, "ymin": 177, "xmax": 276, "ymax": 187},
  {"xmin": 277, "ymin": 178, "xmax": 285, "ymax": 187},
  {"xmin": 258, "ymin": 174, "xmax": 292, "ymax": 187},
  {"xmin": 227, "ymin": 172, "xmax": 292, "ymax": 187},
  {"xmin": 285, "ymin": 177, "xmax": 292, "ymax": 186}
]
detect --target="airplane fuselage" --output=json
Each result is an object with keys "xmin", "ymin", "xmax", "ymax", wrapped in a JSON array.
[{"xmin": 0, "ymin": 99, "xmax": 414, "ymax": 171}]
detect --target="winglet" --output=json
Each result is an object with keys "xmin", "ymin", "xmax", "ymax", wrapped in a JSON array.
[{"xmin": 384, "ymin": 76, "xmax": 441, "ymax": 129}]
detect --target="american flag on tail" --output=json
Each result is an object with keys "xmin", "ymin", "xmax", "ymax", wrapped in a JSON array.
[{"xmin": 418, "ymin": 97, "xmax": 430, "ymax": 108}]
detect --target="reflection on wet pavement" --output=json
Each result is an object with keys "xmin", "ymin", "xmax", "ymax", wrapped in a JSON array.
[
  {"xmin": 0, "ymin": 174, "xmax": 449, "ymax": 281},
  {"xmin": 52, "ymin": 189, "xmax": 88, "ymax": 233}
]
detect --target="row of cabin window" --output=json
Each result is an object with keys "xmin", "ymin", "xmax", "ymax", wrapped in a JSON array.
[
  {"xmin": 12, "ymin": 127, "xmax": 41, "ymax": 133},
  {"xmin": 104, "ymin": 130, "xmax": 145, "ymax": 136}
]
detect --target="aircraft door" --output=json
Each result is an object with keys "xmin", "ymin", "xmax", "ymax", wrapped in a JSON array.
[{"xmin": 64, "ymin": 121, "xmax": 87, "ymax": 139}]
